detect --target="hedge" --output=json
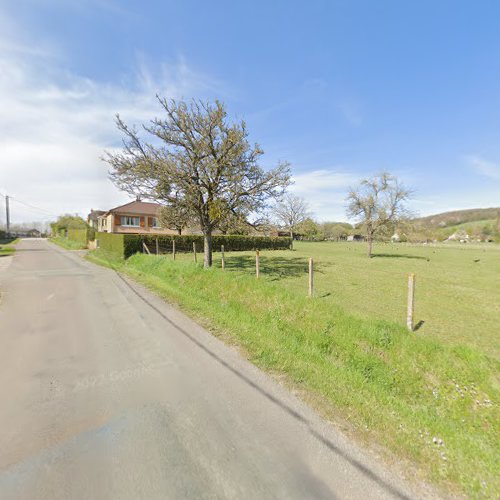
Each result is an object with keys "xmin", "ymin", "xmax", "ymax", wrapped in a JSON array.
[
  {"xmin": 96, "ymin": 232, "xmax": 125, "ymax": 256},
  {"xmin": 96, "ymin": 233, "xmax": 292, "ymax": 259},
  {"xmin": 67, "ymin": 228, "xmax": 88, "ymax": 246}
]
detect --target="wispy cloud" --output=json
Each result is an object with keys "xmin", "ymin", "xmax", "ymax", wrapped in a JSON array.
[
  {"xmin": 466, "ymin": 155, "xmax": 500, "ymax": 180},
  {"xmin": 289, "ymin": 169, "xmax": 357, "ymax": 221},
  {"xmin": 336, "ymin": 100, "xmax": 363, "ymax": 126},
  {"xmin": 0, "ymin": 12, "xmax": 223, "ymax": 223}
]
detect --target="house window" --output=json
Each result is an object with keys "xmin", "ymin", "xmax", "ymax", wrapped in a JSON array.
[
  {"xmin": 121, "ymin": 216, "xmax": 141, "ymax": 227},
  {"xmin": 150, "ymin": 217, "xmax": 159, "ymax": 228}
]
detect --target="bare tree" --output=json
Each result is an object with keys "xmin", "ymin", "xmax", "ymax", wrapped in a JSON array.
[
  {"xmin": 158, "ymin": 193, "xmax": 192, "ymax": 235},
  {"xmin": 273, "ymin": 194, "xmax": 310, "ymax": 248},
  {"xmin": 104, "ymin": 98, "xmax": 290, "ymax": 268},
  {"xmin": 346, "ymin": 172, "xmax": 411, "ymax": 257}
]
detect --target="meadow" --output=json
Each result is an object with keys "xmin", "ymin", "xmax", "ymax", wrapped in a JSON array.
[
  {"xmin": 214, "ymin": 241, "xmax": 500, "ymax": 359},
  {"xmin": 88, "ymin": 241, "xmax": 500, "ymax": 497}
]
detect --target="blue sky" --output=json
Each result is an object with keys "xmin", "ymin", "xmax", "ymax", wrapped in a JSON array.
[{"xmin": 1, "ymin": 0, "xmax": 499, "ymax": 224}]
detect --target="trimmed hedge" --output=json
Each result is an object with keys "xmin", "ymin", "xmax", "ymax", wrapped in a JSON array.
[
  {"xmin": 96, "ymin": 232, "xmax": 125, "ymax": 256},
  {"xmin": 96, "ymin": 232, "xmax": 292, "ymax": 259},
  {"xmin": 67, "ymin": 228, "xmax": 88, "ymax": 246}
]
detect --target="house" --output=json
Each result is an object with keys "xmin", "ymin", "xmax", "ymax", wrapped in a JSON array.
[
  {"xmin": 87, "ymin": 209, "xmax": 106, "ymax": 229},
  {"xmin": 26, "ymin": 229, "xmax": 42, "ymax": 238},
  {"xmin": 347, "ymin": 234, "xmax": 364, "ymax": 242},
  {"xmin": 97, "ymin": 200, "xmax": 178, "ymax": 235},
  {"xmin": 447, "ymin": 230, "xmax": 469, "ymax": 243}
]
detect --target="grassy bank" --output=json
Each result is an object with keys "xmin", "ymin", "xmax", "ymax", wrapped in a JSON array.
[
  {"xmin": 49, "ymin": 236, "xmax": 87, "ymax": 250},
  {"xmin": 87, "ymin": 246, "xmax": 499, "ymax": 497},
  {"xmin": 0, "ymin": 238, "xmax": 19, "ymax": 256}
]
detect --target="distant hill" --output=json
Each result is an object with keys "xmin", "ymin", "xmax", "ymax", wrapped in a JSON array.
[{"xmin": 415, "ymin": 207, "xmax": 500, "ymax": 228}]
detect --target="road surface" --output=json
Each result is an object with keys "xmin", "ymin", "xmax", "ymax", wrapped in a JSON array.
[{"xmin": 0, "ymin": 239, "xmax": 428, "ymax": 499}]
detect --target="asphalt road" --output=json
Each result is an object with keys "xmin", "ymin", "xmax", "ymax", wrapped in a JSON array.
[{"xmin": 0, "ymin": 239, "xmax": 429, "ymax": 499}]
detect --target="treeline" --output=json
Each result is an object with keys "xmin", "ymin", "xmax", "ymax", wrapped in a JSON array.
[
  {"xmin": 293, "ymin": 219, "xmax": 353, "ymax": 240},
  {"xmin": 294, "ymin": 215, "xmax": 500, "ymax": 243}
]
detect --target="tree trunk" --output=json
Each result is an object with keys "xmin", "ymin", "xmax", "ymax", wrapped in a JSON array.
[
  {"xmin": 289, "ymin": 229, "xmax": 294, "ymax": 250},
  {"xmin": 177, "ymin": 228, "xmax": 182, "ymax": 235},
  {"xmin": 367, "ymin": 235, "xmax": 373, "ymax": 258},
  {"xmin": 203, "ymin": 230, "xmax": 213, "ymax": 268}
]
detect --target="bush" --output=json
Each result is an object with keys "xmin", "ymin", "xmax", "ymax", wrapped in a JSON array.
[
  {"xmin": 96, "ymin": 232, "xmax": 125, "ymax": 257},
  {"xmin": 67, "ymin": 228, "xmax": 88, "ymax": 246},
  {"xmin": 96, "ymin": 233, "xmax": 292, "ymax": 259}
]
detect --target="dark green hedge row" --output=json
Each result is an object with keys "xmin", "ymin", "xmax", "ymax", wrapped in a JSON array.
[{"xmin": 96, "ymin": 232, "xmax": 292, "ymax": 259}]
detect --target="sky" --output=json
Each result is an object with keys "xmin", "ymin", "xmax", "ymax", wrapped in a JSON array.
[{"xmin": 0, "ymin": 0, "xmax": 499, "ymax": 225}]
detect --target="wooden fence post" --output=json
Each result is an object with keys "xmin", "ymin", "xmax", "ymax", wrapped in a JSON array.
[
  {"xmin": 142, "ymin": 242, "xmax": 151, "ymax": 255},
  {"xmin": 256, "ymin": 250, "xmax": 260, "ymax": 279},
  {"xmin": 221, "ymin": 245, "xmax": 225, "ymax": 270},
  {"xmin": 193, "ymin": 242, "xmax": 197, "ymax": 263},
  {"xmin": 172, "ymin": 239, "xmax": 176, "ymax": 260},
  {"xmin": 308, "ymin": 257, "xmax": 314, "ymax": 297},
  {"xmin": 407, "ymin": 273, "xmax": 415, "ymax": 331},
  {"xmin": 156, "ymin": 237, "xmax": 159, "ymax": 256}
]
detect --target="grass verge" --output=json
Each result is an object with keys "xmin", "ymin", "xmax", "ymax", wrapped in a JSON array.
[
  {"xmin": 49, "ymin": 236, "xmax": 87, "ymax": 250},
  {"xmin": 0, "ymin": 238, "xmax": 19, "ymax": 256},
  {"xmin": 87, "ymin": 249, "xmax": 499, "ymax": 497}
]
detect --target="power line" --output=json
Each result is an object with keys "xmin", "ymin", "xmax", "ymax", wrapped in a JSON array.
[{"xmin": 7, "ymin": 196, "xmax": 58, "ymax": 217}]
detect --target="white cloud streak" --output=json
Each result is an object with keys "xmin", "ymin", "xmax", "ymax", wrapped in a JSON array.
[
  {"xmin": 0, "ymin": 11, "xmax": 222, "ymax": 224},
  {"xmin": 466, "ymin": 155, "xmax": 500, "ymax": 180},
  {"xmin": 289, "ymin": 169, "xmax": 358, "ymax": 222}
]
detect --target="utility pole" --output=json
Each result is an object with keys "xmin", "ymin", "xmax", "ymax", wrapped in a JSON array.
[{"xmin": 5, "ymin": 195, "xmax": 10, "ymax": 237}]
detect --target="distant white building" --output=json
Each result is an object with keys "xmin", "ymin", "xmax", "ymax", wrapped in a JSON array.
[
  {"xmin": 447, "ymin": 230, "xmax": 469, "ymax": 243},
  {"xmin": 347, "ymin": 234, "xmax": 364, "ymax": 242}
]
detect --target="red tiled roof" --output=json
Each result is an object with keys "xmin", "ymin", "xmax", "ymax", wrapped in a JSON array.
[{"xmin": 106, "ymin": 201, "xmax": 161, "ymax": 216}]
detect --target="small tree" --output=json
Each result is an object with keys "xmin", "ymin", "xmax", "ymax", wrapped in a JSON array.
[
  {"xmin": 50, "ymin": 214, "xmax": 88, "ymax": 236},
  {"xmin": 104, "ymin": 98, "xmax": 290, "ymax": 267},
  {"xmin": 321, "ymin": 222, "xmax": 352, "ymax": 241},
  {"xmin": 158, "ymin": 194, "xmax": 192, "ymax": 235},
  {"xmin": 273, "ymin": 194, "xmax": 310, "ymax": 248},
  {"xmin": 296, "ymin": 217, "xmax": 320, "ymax": 240},
  {"xmin": 346, "ymin": 172, "xmax": 411, "ymax": 257}
]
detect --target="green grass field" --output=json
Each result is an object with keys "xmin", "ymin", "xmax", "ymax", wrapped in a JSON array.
[
  {"xmin": 217, "ymin": 241, "xmax": 500, "ymax": 359},
  {"xmin": 88, "ymin": 241, "xmax": 499, "ymax": 497}
]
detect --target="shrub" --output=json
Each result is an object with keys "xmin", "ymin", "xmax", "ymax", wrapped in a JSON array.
[
  {"xmin": 67, "ymin": 228, "xmax": 88, "ymax": 246},
  {"xmin": 96, "ymin": 232, "xmax": 125, "ymax": 257}
]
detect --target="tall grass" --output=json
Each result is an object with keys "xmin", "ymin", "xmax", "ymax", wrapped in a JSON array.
[
  {"xmin": 49, "ymin": 236, "xmax": 87, "ymax": 250},
  {"xmin": 88, "ymin": 249, "xmax": 499, "ymax": 497}
]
